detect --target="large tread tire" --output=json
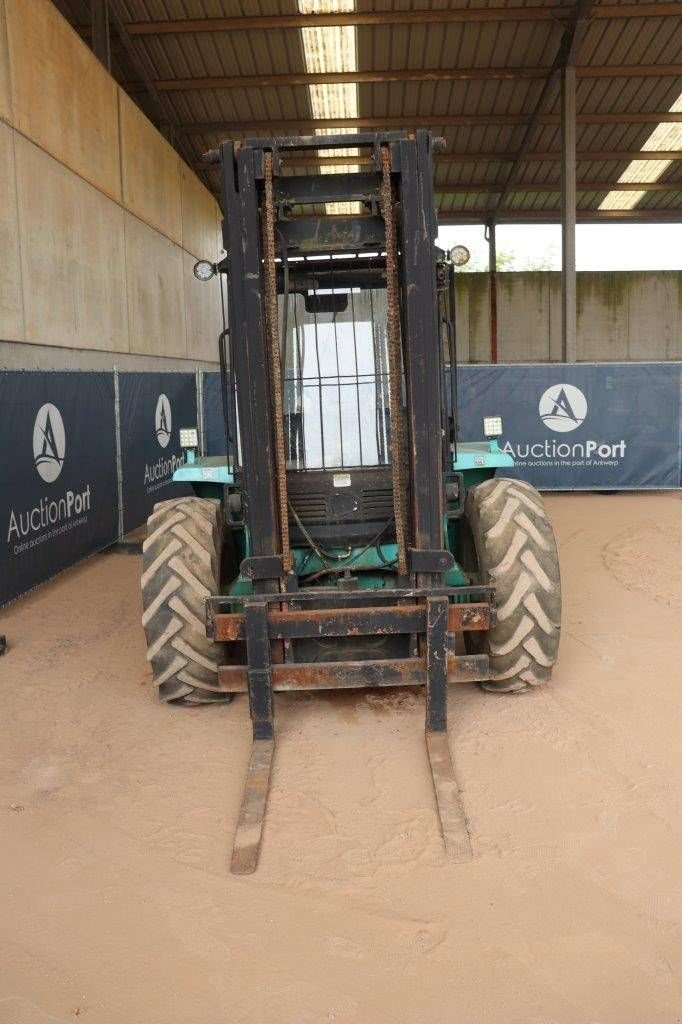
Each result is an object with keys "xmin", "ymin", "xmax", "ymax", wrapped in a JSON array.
[
  {"xmin": 141, "ymin": 496, "xmax": 231, "ymax": 705},
  {"xmin": 464, "ymin": 477, "xmax": 561, "ymax": 693}
]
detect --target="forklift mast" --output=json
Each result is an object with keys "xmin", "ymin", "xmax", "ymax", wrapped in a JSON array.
[{"xmin": 217, "ymin": 131, "xmax": 446, "ymax": 585}]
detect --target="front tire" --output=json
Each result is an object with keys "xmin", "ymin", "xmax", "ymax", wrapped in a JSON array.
[
  {"xmin": 463, "ymin": 478, "xmax": 561, "ymax": 692},
  {"xmin": 141, "ymin": 496, "xmax": 231, "ymax": 705}
]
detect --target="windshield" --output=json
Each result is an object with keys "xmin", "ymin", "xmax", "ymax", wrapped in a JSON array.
[{"xmin": 281, "ymin": 283, "xmax": 391, "ymax": 471}]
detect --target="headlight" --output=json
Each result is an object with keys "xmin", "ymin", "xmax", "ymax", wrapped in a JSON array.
[
  {"xmin": 179, "ymin": 427, "xmax": 199, "ymax": 449},
  {"xmin": 483, "ymin": 416, "xmax": 503, "ymax": 439},
  {"xmin": 449, "ymin": 244, "xmax": 470, "ymax": 267},
  {"xmin": 193, "ymin": 259, "xmax": 216, "ymax": 281}
]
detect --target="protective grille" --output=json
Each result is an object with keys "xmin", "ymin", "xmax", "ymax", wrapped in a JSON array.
[{"xmin": 281, "ymin": 267, "xmax": 393, "ymax": 471}]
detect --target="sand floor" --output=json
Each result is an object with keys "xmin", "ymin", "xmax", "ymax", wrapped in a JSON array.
[{"xmin": 1, "ymin": 492, "xmax": 681, "ymax": 1024}]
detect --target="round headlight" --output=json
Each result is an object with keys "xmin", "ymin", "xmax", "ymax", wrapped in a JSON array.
[
  {"xmin": 449, "ymin": 245, "xmax": 470, "ymax": 267},
  {"xmin": 193, "ymin": 259, "xmax": 216, "ymax": 282}
]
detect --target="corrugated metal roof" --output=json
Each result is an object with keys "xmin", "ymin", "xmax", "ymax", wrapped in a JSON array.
[{"xmin": 56, "ymin": 0, "xmax": 681, "ymax": 221}]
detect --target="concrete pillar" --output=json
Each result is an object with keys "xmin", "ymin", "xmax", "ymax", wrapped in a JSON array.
[{"xmin": 561, "ymin": 65, "xmax": 577, "ymax": 363}]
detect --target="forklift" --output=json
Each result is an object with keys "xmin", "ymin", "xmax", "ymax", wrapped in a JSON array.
[{"xmin": 141, "ymin": 132, "xmax": 561, "ymax": 873}]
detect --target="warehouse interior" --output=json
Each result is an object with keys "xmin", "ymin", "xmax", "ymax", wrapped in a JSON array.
[
  {"xmin": 1, "ymin": 0, "xmax": 680, "ymax": 370},
  {"xmin": 1, "ymin": 2, "xmax": 681, "ymax": 1022}
]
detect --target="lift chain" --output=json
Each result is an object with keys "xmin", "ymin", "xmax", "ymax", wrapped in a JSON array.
[
  {"xmin": 380, "ymin": 145, "xmax": 409, "ymax": 578},
  {"xmin": 262, "ymin": 150, "xmax": 293, "ymax": 573}
]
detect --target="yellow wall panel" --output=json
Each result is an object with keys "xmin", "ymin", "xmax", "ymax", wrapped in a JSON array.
[
  {"xmin": 120, "ymin": 91, "xmax": 182, "ymax": 245},
  {"xmin": 0, "ymin": 0, "xmax": 12, "ymax": 124},
  {"xmin": 181, "ymin": 165, "xmax": 222, "ymax": 260},
  {"xmin": 125, "ymin": 212, "xmax": 186, "ymax": 359},
  {"xmin": 183, "ymin": 251, "xmax": 222, "ymax": 362},
  {"xmin": 6, "ymin": 0, "xmax": 121, "ymax": 201},
  {"xmin": 0, "ymin": 123, "xmax": 24, "ymax": 340},
  {"xmin": 15, "ymin": 135, "xmax": 128, "ymax": 352}
]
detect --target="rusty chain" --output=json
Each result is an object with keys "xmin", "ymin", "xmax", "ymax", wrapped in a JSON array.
[
  {"xmin": 380, "ymin": 145, "xmax": 409, "ymax": 578},
  {"xmin": 262, "ymin": 151, "xmax": 293, "ymax": 573}
]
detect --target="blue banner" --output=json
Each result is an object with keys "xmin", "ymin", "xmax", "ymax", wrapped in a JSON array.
[
  {"xmin": 202, "ymin": 371, "xmax": 237, "ymax": 459},
  {"xmin": 0, "ymin": 371, "xmax": 118, "ymax": 606},
  {"xmin": 119, "ymin": 372, "xmax": 196, "ymax": 533},
  {"xmin": 457, "ymin": 362, "xmax": 681, "ymax": 489},
  {"xmin": 2, "ymin": 362, "xmax": 679, "ymax": 607}
]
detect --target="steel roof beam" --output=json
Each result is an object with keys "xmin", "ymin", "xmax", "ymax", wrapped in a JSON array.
[
  {"xmin": 438, "ymin": 209, "xmax": 682, "ymax": 223},
  {"xmin": 206, "ymin": 207, "xmax": 681, "ymax": 222},
  {"xmin": 193, "ymin": 153, "xmax": 682, "ymax": 168},
  {"xmin": 179, "ymin": 113, "xmax": 682, "ymax": 136},
  {"xmin": 124, "ymin": 64, "xmax": 682, "ymax": 93},
  {"xmin": 438, "ymin": 181, "xmax": 679, "ymax": 193},
  {"xmin": 97, "ymin": 4, "xmax": 682, "ymax": 35}
]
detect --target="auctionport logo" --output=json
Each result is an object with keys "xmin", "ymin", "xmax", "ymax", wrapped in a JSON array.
[
  {"xmin": 501, "ymin": 380, "xmax": 626, "ymax": 466},
  {"xmin": 33, "ymin": 403, "xmax": 66, "ymax": 482},
  {"xmin": 155, "ymin": 394, "xmax": 171, "ymax": 448},
  {"xmin": 6, "ymin": 401, "xmax": 91, "ymax": 551},
  {"xmin": 145, "ymin": 393, "xmax": 182, "ymax": 491},
  {"xmin": 538, "ymin": 384, "xmax": 587, "ymax": 433}
]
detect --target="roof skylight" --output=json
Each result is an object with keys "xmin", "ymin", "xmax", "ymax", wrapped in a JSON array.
[
  {"xmin": 600, "ymin": 91, "xmax": 682, "ymax": 211},
  {"xmin": 298, "ymin": 0, "xmax": 360, "ymax": 214}
]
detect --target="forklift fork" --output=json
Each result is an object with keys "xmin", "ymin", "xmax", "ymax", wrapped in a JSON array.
[{"xmin": 224, "ymin": 590, "xmax": 483, "ymax": 874}]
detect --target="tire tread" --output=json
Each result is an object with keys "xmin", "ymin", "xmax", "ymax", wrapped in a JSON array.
[
  {"xmin": 141, "ymin": 496, "xmax": 230, "ymax": 705},
  {"xmin": 465, "ymin": 478, "xmax": 561, "ymax": 693}
]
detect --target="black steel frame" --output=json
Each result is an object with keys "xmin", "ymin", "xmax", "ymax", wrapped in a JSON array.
[{"xmin": 217, "ymin": 132, "xmax": 487, "ymax": 873}]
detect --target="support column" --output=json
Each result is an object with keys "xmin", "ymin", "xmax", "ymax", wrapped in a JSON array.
[
  {"xmin": 90, "ymin": 0, "xmax": 111, "ymax": 71},
  {"xmin": 487, "ymin": 222, "xmax": 498, "ymax": 364},
  {"xmin": 561, "ymin": 65, "xmax": 577, "ymax": 363}
]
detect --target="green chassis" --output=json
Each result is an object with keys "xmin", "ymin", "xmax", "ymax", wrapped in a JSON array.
[{"xmin": 172, "ymin": 439, "xmax": 514, "ymax": 598}]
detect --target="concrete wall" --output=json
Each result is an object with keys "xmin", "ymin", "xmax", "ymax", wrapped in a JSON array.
[
  {"xmin": 0, "ymin": 0, "xmax": 222, "ymax": 371},
  {"xmin": 456, "ymin": 271, "xmax": 682, "ymax": 363}
]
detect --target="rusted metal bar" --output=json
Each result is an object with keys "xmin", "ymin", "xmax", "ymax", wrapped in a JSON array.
[
  {"xmin": 217, "ymin": 653, "xmax": 490, "ymax": 691},
  {"xmin": 426, "ymin": 598, "xmax": 448, "ymax": 732},
  {"xmin": 212, "ymin": 602, "xmax": 492, "ymax": 641},
  {"xmin": 230, "ymin": 738, "xmax": 275, "ymax": 874},
  {"xmin": 426, "ymin": 731, "xmax": 474, "ymax": 861},
  {"xmin": 210, "ymin": 584, "xmax": 491, "ymax": 608},
  {"xmin": 424, "ymin": 596, "xmax": 474, "ymax": 860},
  {"xmin": 380, "ymin": 145, "xmax": 409, "ymax": 578},
  {"xmin": 262, "ymin": 152, "xmax": 292, "ymax": 573}
]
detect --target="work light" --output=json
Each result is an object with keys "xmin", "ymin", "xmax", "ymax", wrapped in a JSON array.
[
  {"xmin": 449, "ymin": 244, "xmax": 470, "ymax": 267},
  {"xmin": 193, "ymin": 259, "xmax": 216, "ymax": 282},
  {"xmin": 483, "ymin": 416, "xmax": 503, "ymax": 439},
  {"xmin": 179, "ymin": 427, "xmax": 199, "ymax": 450}
]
